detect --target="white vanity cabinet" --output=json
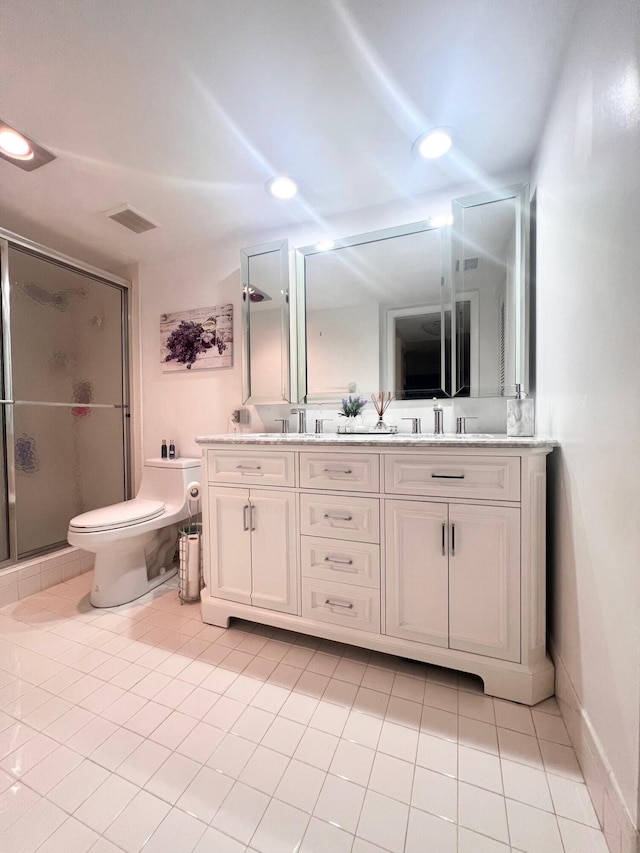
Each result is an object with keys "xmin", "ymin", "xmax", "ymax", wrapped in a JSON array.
[
  {"xmin": 198, "ymin": 437, "xmax": 554, "ymax": 704},
  {"xmin": 206, "ymin": 450, "xmax": 297, "ymax": 615}
]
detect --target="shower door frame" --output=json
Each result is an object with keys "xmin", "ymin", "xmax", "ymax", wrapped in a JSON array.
[{"xmin": 0, "ymin": 228, "xmax": 132, "ymax": 567}]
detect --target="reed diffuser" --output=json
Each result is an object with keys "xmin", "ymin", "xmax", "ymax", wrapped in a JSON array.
[{"xmin": 371, "ymin": 391, "xmax": 394, "ymax": 431}]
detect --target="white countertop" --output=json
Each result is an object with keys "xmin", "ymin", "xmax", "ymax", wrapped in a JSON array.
[{"xmin": 195, "ymin": 432, "xmax": 557, "ymax": 449}]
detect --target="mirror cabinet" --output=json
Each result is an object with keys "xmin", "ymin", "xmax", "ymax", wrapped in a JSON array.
[{"xmin": 241, "ymin": 183, "xmax": 529, "ymax": 405}]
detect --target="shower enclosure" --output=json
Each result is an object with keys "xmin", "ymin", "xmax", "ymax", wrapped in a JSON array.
[{"xmin": 0, "ymin": 232, "xmax": 130, "ymax": 565}]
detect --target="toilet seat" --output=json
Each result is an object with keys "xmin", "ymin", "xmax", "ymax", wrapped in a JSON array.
[{"xmin": 69, "ymin": 499, "xmax": 166, "ymax": 533}]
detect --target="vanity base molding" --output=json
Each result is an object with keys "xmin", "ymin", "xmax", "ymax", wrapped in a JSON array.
[
  {"xmin": 197, "ymin": 437, "xmax": 556, "ymax": 706},
  {"xmin": 201, "ymin": 594, "xmax": 554, "ymax": 705}
]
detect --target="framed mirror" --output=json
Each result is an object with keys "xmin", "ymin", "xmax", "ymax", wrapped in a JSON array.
[
  {"xmin": 296, "ymin": 223, "xmax": 450, "ymax": 403},
  {"xmin": 240, "ymin": 239, "xmax": 291, "ymax": 404},
  {"xmin": 295, "ymin": 182, "xmax": 529, "ymax": 402},
  {"xmin": 451, "ymin": 183, "xmax": 529, "ymax": 397}
]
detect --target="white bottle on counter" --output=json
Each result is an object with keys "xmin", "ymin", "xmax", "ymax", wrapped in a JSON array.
[{"xmin": 507, "ymin": 384, "xmax": 534, "ymax": 436}]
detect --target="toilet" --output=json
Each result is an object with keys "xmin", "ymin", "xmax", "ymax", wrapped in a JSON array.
[{"xmin": 68, "ymin": 457, "xmax": 201, "ymax": 608}]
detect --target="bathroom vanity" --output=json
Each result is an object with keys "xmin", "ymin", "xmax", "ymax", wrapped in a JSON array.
[{"xmin": 196, "ymin": 434, "xmax": 555, "ymax": 704}]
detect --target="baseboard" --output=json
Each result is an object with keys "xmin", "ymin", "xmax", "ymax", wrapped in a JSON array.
[
  {"xmin": 0, "ymin": 546, "xmax": 93, "ymax": 606},
  {"xmin": 551, "ymin": 640, "xmax": 639, "ymax": 853}
]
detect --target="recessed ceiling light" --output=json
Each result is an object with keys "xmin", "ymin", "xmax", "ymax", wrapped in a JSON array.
[
  {"xmin": 266, "ymin": 176, "xmax": 298, "ymax": 200},
  {"xmin": 416, "ymin": 128, "xmax": 453, "ymax": 160},
  {"xmin": 0, "ymin": 118, "xmax": 55, "ymax": 171},
  {"xmin": 0, "ymin": 129, "xmax": 33, "ymax": 159}
]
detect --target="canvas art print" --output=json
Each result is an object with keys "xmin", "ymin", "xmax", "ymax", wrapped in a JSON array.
[{"xmin": 160, "ymin": 304, "xmax": 233, "ymax": 371}]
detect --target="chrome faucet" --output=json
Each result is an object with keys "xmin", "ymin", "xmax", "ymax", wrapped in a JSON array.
[
  {"xmin": 290, "ymin": 408, "xmax": 307, "ymax": 434},
  {"xmin": 432, "ymin": 398, "xmax": 444, "ymax": 435},
  {"xmin": 401, "ymin": 417, "xmax": 422, "ymax": 434}
]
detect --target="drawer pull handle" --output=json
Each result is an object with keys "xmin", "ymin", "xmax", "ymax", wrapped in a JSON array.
[
  {"xmin": 323, "ymin": 468, "xmax": 353, "ymax": 475},
  {"xmin": 236, "ymin": 464, "xmax": 262, "ymax": 474},
  {"xmin": 325, "ymin": 599, "xmax": 354, "ymax": 609},
  {"xmin": 323, "ymin": 513, "xmax": 353, "ymax": 522},
  {"xmin": 324, "ymin": 556, "xmax": 354, "ymax": 566},
  {"xmin": 431, "ymin": 473, "xmax": 465, "ymax": 479}
]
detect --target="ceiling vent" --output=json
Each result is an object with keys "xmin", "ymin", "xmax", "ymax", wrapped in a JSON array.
[{"xmin": 105, "ymin": 204, "xmax": 159, "ymax": 234}]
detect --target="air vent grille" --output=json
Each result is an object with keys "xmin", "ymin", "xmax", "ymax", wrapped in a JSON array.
[
  {"xmin": 106, "ymin": 205, "xmax": 159, "ymax": 234},
  {"xmin": 464, "ymin": 257, "xmax": 480, "ymax": 271}
]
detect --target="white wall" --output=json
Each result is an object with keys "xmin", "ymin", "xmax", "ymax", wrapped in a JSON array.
[{"xmin": 534, "ymin": 0, "xmax": 640, "ymax": 830}]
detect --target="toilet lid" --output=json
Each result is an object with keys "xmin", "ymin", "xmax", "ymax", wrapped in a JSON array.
[{"xmin": 69, "ymin": 499, "xmax": 166, "ymax": 532}]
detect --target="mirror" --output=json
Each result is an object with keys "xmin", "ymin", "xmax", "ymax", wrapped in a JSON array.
[
  {"xmin": 296, "ymin": 183, "xmax": 528, "ymax": 401},
  {"xmin": 451, "ymin": 184, "xmax": 528, "ymax": 397},
  {"xmin": 240, "ymin": 239, "xmax": 291, "ymax": 404}
]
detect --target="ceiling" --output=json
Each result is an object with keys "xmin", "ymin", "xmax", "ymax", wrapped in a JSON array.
[{"xmin": 0, "ymin": 0, "xmax": 577, "ymax": 271}]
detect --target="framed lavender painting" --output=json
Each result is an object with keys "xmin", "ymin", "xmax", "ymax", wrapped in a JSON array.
[{"xmin": 160, "ymin": 304, "xmax": 233, "ymax": 371}]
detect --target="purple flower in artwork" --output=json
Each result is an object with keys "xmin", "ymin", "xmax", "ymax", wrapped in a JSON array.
[
  {"xmin": 164, "ymin": 320, "xmax": 207, "ymax": 369},
  {"xmin": 164, "ymin": 318, "xmax": 229, "ymax": 369}
]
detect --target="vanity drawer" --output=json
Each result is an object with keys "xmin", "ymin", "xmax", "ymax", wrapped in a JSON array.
[
  {"xmin": 207, "ymin": 450, "xmax": 295, "ymax": 487},
  {"xmin": 299, "ymin": 452, "xmax": 380, "ymax": 492},
  {"xmin": 301, "ymin": 536, "xmax": 380, "ymax": 589},
  {"xmin": 384, "ymin": 454, "xmax": 520, "ymax": 501},
  {"xmin": 300, "ymin": 493, "xmax": 380, "ymax": 543},
  {"xmin": 302, "ymin": 579, "xmax": 380, "ymax": 633}
]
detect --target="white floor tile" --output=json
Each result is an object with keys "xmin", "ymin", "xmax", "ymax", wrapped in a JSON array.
[
  {"xmin": 47, "ymin": 758, "xmax": 110, "ymax": 812},
  {"xmin": 36, "ymin": 816, "xmax": 100, "ymax": 853},
  {"xmin": 506, "ymin": 798, "xmax": 564, "ymax": 852},
  {"xmin": 458, "ymin": 781, "xmax": 509, "ymax": 844},
  {"xmin": 411, "ymin": 765, "xmax": 457, "ymax": 821},
  {"xmin": 177, "ymin": 764, "xmax": 234, "ymax": 823},
  {"xmin": 547, "ymin": 773, "xmax": 600, "ymax": 826},
  {"xmin": 293, "ymin": 727, "xmax": 339, "ymax": 771},
  {"xmin": 73, "ymin": 773, "xmax": 139, "ymax": 834},
  {"xmin": 211, "ymin": 780, "xmax": 270, "ymax": 845},
  {"xmin": 251, "ymin": 797, "xmax": 310, "ymax": 852},
  {"xmin": 192, "ymin": 825, "xmax": 247, "ymax": 853},
  {"xmin": 104, "ymin": 789, "xmax": 171, "ymax": 852},
  {"xmin": 142, "ymin": 807, "xmax": 207, "ymax": 853},
  {"xmin": 369, "ymin": 752, "xmax": 414, "ymax": 803},
  {"xmin": 501, "ymin": 757, "xmax": 554, "ymax": 811},
  {"xmin": 115, "ymin": 739, "xmax": 171, "ymax": 787},
  {"xmin": 0, "ymin": 576, "xmax": 610, "ymax": 853},
  {"xmin": 145, "ymin": 751, "xmax": 200, "ymax": 804},
  {"xmin": 558, "ymin": 815, "xmax": 611, "ymax": 853},
  {"xmin": 314, "ymin": 773, "xmax": 366, "ymax": 833},
  {"xmin": 459, "ymin": 744, "xmax": 503, "ymax": 794},
  {"xmin": 207, "ymin": 732, "xmax": 256, "ymax": 777},
  {"xmin": 416, "ymin": 731, "xmax": 458, "ymax": 777},
  {"xmin": 238, "ymin": 744, "xmax": 289, "ymax": 795},
  {"xmin": 274, "ymin": 758, "xmax": 326, "ymax": 813},
  {"xmin": 405, "ymin": 806, "xmax": 456, "ymax": 853},
  {"xmin": 299, "ymin": 815, "xmax": 354, "ymax": 853},
  {"xmin": 357, "ymin": 789, "xmax": 409, "ymax": 853}
]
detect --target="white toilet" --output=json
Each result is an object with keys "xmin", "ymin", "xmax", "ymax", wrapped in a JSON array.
[{"xmin": 68, "ymin": 457, "xmax": 201, "ymax": 608}]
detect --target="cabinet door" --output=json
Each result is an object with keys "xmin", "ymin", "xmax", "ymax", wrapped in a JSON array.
[
  {"xmin": 385, "ymin": 499, "xmax": 449, "ymax": 647},
  {"xmin": 448, "ymin": 504, "xmax": 520, "ymax": 662},
  {"xmin": 208, "ymin": 486, "xmax": 252, "ymax": 605},
  {"xmin": 249, "ymin": 490, "xmax": 298, "ymax": 615}
]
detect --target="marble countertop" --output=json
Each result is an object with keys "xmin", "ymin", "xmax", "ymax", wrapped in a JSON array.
[{"xmin": 195, "ymin": 432, "xmax": 557, "ymax": 449}]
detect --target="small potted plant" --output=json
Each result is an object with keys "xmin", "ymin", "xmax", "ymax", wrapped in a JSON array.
[{"xmin": 338, "ymin": 395, "xmax": 367, "ymax": 431}]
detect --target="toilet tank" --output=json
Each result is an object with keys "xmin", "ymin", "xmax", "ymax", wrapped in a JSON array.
[{"xmin": 137, "ymin": 457, "xmax": 201, "ymax": 505}]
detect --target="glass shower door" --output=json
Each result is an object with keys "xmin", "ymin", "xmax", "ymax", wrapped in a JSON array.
[{"xmin": 7, "ymin": 245, "xmax": 128, "ymax": 558}]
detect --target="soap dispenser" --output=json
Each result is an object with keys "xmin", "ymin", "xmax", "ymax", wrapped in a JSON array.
[{"xmin": 507, "ymin": 384, "xmax": 534, "ymax": 436}]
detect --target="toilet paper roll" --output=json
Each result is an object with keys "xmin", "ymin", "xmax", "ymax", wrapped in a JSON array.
[{"xmin": 186, "ymin": 481, "xmax": 201, "ymax": 501}]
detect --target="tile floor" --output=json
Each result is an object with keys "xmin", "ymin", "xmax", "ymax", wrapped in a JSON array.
[{"xmin": 0, "ymin": 572, "xmax": 609, "ymax": 853}]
